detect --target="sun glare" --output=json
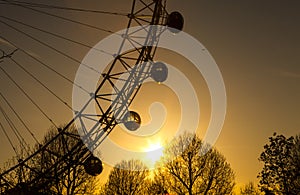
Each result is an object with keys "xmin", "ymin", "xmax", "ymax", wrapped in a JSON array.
[
  {"xmin": 143, "ymin": 139, "xmax": 164, "ymax": 168},
  {"xmin": 144, "ymin": 140, "xmax": 162, "ymax": 152}
]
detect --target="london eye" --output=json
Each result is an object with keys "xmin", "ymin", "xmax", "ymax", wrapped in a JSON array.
[{"xmin": 0, "ymin": 0, "xmax": 184, "ymax": 193}]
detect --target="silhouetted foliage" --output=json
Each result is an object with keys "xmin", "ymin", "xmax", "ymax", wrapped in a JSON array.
[
  {"xmin": 102, "ymin": 159, "xmax": 149, "ymax": 195},
  {"xmin": 152, "ymin": 133, "xmax": 235, "ymax": 195},
  {"xmin": 291, "ymin": 135, "xmax": 300, "ymax": 191},
  {"xmin": 258, "ymin": 133, "xmax": 300, "ymax": 195}
]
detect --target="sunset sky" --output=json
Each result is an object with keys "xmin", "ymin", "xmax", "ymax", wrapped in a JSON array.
[{"xmin": 0, "ymin": 0, "xmax": 299, "ymax": 188}]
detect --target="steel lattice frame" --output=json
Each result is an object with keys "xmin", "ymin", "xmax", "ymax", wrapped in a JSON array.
[{"xmin": 0, "ymin": 0, "xmax": 169, "ymax": 193}]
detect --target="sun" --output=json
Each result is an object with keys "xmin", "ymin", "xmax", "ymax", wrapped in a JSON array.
[
  {"xmin": 144, "ymin": 140, "xmax": 162, "ymax": 152},
  {"xmin": 142, "ymin": 139, "xmax": 164, "ymax": 169}
]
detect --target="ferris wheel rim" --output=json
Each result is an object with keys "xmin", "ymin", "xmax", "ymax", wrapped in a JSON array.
[{"xmin": 0, "ymin": 0, "xmax": 170, "ymax": 191}]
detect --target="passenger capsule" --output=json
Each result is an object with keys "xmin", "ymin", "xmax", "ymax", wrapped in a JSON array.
[
  {"xmin": 151, "ymin": 62, "xmax": 168, "ymax": 83},
  {"xmin": 123, "ymin": 111, "xmax": 141, "ymax": 131},
  {"xmin": 84, "ymin": 156, "xmax": 103, "ymax": 176},
  {"xmin": 167, "ymin": 11, "xmax": 184, "ymax": 33}
]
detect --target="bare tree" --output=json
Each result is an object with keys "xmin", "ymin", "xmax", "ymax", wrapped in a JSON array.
[
  {"xmin": 0, "ymin": 125, "xmax": 99, "ymax": 194},
  {"xmin": 144, "ymin": 172, "xmax": 170, "ymax": 195},
  {"xmin": 0, "ymin": 144, "xmax": 52, "ymax": 194},
  {"xmin": 239, "ymin": 182, "xmax": 262, "ymax": 195},
  {"xmin": 32, "ymin": 125, "xmax": 98, "ymax": 195},
  {"xmin": 152, "ymin": 133, "xmax": 235, "ymax": 195},
  {"xmin": 103, "ymin": 159, "xmax": 149, "ymax": 195}
]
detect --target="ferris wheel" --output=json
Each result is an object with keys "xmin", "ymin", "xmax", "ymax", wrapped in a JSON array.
[{"xmin": 0, "ymin": 0, "xmax": 184, "ymax": 193}]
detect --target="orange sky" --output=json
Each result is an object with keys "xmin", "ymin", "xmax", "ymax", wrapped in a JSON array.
[{"xmin": 0, "ymin": 0, "xmax": 299, "ymax": 188}]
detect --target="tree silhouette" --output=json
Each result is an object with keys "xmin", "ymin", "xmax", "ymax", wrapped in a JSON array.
[
  {"xmin": 239, "ymin": 182, "xmax": 262, "ymax": 195},
  {"xmin": 1, "ymin": 125, "xmax": 99, "ymax": 194},
  {"xmin": 103, "ymin": 159, "xmax": 149, "ymax": 195},
  {"xmin": 143, "ymin": 172, "xmax": 170, "ymax": 195},
  {"xmin": 258, "ymin": 133, "xmax": 300, "ymax": 195},
  {"xmin": 153, "ymin": 133, "xmax": 235, "ymax": 195},
  {"xmin": 291, "ymin": 135, "xmax": 300, "ymax": 192},
  {"xmin": 0, "ymin": 144, "xmax": 53, "ymax": 194},
  {"xmin": 32, "ymin": 125, "xmax": 98, "ymax": 195}
]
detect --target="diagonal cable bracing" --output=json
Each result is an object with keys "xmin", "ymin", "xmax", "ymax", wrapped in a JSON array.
[
  {"xmin": 0, "ymin": 91, "xmax": 40, "ymax": 144},
  {"xmin": 0, "ymin": 0, "xmax": 129, "ymax": 16},
  {"xmin": 0, "ymin": 65, "xmax": 58, "ymax": 128},
  {"xmin": 8, "ymin": 57, "xmax": 74, "ymax": 111},
  {"xmin": 0, "ymin": 105, "xmax": 30, "ymax": 157},
  {"xmin": 0, "ymin": 36, "xmax": 90, "ymax": 95},
  {"xmin": 0, "ymin": 20, "xmax": 101, "ymax": 74},
  {"xmin": 1, "ymin": 0, "xmax": 117, "ymax": 34}
]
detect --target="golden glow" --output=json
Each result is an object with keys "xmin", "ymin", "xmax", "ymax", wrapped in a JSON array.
[
  {"xmin": 143, "ymin": 138, "xmax": 164, "ymax": 168},
  {"xmin": 144, "ymin": 139, "xmax": 162, "ymax": 152}
]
